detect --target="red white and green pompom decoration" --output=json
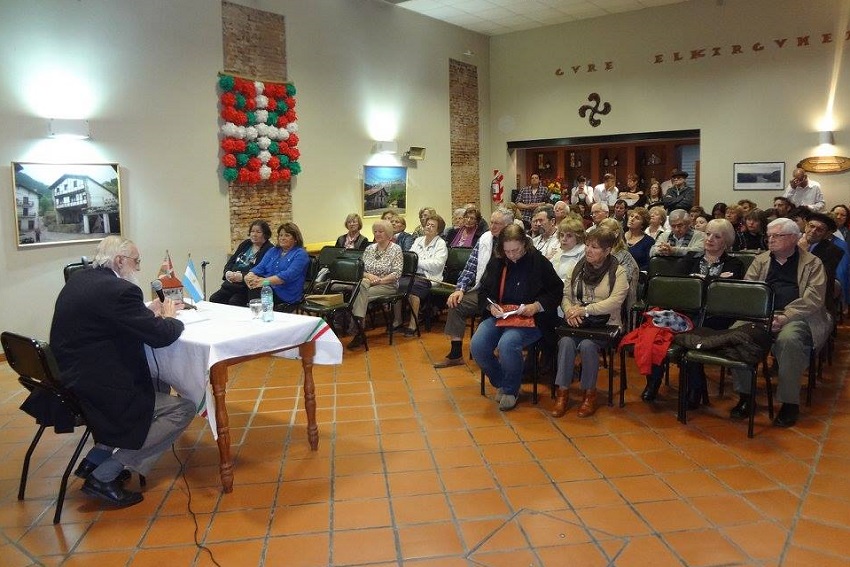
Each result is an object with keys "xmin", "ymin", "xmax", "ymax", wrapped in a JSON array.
[{"xmin": 218, "ymin": 74, "xmax": 301, "ymax": 184}]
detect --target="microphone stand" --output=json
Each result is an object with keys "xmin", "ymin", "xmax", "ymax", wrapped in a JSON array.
[{"xmin": 201, "ymin": 260, "xmax": 210, "ymax": 300}]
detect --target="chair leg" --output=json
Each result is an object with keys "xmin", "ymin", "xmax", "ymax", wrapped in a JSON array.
[
  {"xmin": 619, "ymin": 348, "xmax": 628, "ymax": 407},
  {"xmin": 607, "ymin": 349, "xmax": 614, "ymax": 407},
  {"xmin": 54, "ymin": 427, "xmax": 91, "ymax": 524},
  {"xmin": 531, "ymin": 344, "xmax": 539, "ymax": 405},
  {"xmin": 19, "ymin": 425, "xmax": 46, "ymax": 501},
  {"xmin": 718, "ymin": 367, "xmax": 726, "ymax": 398},
  {"xmin": 678, "ymin": 360, "xmax": 688, "ymax": 425},
  {"xmin": 763, "ymin": 358, "xmax": 774, "ymax": 421},
  {"xmin": 747, "ymin": 369, "xmax": 757, "ymax": 438},
  {"xmin": 480, "ymin": 369, "xmax": 485, "ymax": 397},
  {"xmin": 806, "ymin": 350, "xmax": 817, "ymax": 406}
]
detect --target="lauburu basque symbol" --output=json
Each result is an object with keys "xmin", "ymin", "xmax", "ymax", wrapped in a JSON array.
[{"xmin": 578, "ymin": 93, "xmax": 611, "ymax": 127}]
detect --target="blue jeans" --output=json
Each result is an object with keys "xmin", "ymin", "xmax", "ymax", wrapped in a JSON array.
[{"xmin": 470, "ymin": 317, "xmax": 542, "ymax": 396}]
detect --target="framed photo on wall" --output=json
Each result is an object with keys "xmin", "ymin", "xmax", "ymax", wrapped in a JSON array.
[
  {"xmin": 11, "ymin": 162, "xmax": 122, "ymax": 249},
  {"xmin": 733, "ymin": 162, "xmax": 785, "ymax": 191},
  {"xmin": 363, "ymin": 165, "xmax": 407, "ymax": 217}
]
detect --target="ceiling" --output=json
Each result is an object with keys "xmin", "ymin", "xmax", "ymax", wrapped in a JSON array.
[{"xmin": 386, "ymin": 0, "xmax": 691, "ymax": 36}]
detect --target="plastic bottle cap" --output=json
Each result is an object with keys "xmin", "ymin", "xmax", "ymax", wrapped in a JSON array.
[{"xmin": 263, "ymin": 279, "xmax": 270, "ymax": 286}]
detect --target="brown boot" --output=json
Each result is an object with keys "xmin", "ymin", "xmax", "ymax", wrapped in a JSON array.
[
  {"xmin": 577, "ymin": 389, "xmax": 598, "ymax": 418},
  {"xmin": 551, "ymin": 388, "xmax": 569, "ymax": 418}
]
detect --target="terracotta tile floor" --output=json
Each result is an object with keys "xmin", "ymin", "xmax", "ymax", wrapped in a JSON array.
[{"xmin": 1, "ymin": 318, "xmax": 850, "ymax": 566}]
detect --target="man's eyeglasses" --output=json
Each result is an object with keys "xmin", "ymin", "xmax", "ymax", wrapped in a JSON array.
[
  {"xmin": 766, "ymin": 233, "xmax": 793, "ymax": 240},
  {"xmin": 119, "ymin": 255, "xmax": 141, "ymax": 266}
]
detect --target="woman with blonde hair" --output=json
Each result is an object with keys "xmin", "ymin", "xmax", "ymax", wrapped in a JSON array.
[
  {"xmin": 552, "ymin": 218, "xmax": 586, "ymax": 281},
  {"xmin": 335, "ymin": 213, "xmax": 369, "ymax": 250},
  {"xmin": 646, "ymin": 206, "xmax": 667, "ymax": 240}
]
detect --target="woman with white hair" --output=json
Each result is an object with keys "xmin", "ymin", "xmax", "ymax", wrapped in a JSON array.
[
  {"xmin": 642, "ymin": 218, "xmax": 746, "ymax": 406},
  {"xmin": 347, "ymin": 219, "xmax": 403, "ymax": 350}
]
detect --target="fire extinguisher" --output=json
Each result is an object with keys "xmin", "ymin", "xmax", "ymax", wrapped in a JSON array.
[{"xmin": 491, "ymin": 169, "xmax": 504, "ymax": 203}]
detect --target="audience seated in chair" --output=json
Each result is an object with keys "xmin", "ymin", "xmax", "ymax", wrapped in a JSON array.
[
  {"xmin": 244, "ymin": 222, "xmax": 310, "ymax": 313},
  {"xmin": 335, "ymin": 213, "xmax": 370, "ymax": 250},
  {"xmin": 395, "ymin": 214, "xmax": 448, "ymax": 337},
  {"xmin": 729, "ymin": 217, "xmax": 830, "ymax": 428},
  {"xmin": 209, "ymin": 220, "xmax": 273, "ymax": 306}
]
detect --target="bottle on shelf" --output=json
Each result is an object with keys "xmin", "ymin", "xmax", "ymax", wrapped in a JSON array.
[
  {"xmin": 261, "ymin": 279, "xmax": 274, "ymax": 322},
  {"xmin": 569, "ymin": 152, "xmax": 576, "ymax": 168},
  {"xmin": 603, "ymin": 156, "xmax": 609, "ymax": 167},
  {"xmin": 576, "ymin": 157, "xmax": 582, "ymax": 167}
]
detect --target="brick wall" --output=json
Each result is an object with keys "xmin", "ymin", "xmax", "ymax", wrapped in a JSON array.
[
  {"xmin": 449, "ymin": 59, "xmax": 480, "ymax": 211},
  {"xmin": 221, "ymin": 1, "xmax": 290, "ymax": 251}
]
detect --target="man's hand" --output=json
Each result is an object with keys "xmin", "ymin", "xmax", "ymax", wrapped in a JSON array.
[
  {"xmin": 771, "ymin": 313, "xmax": 788, "ymax": 333},
  {"xmin": 657, "ymin": 242, "xmax": 672, "ymax": 256},
  {"xmin": 161, "ymin": 298, "xmax": 178, "ymax": 318},
  {"xmin": 447, "ymin": 290, "xmax": 464, "ymax": 308}
]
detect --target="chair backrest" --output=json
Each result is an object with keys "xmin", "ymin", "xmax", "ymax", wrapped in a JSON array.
[
  {"xmin": 727, "ymin": 251, "xmax": 758, "ymax": 274},
  {"xmin": 0, "ymin": 332, "xmax": 80, "ymax": 413},
  {"xmin": 402, "ymin": 251, "xmax": 418, "ymax": 277},
  {"xmin": 443, "ymin": 247, "xmax": 472, "ymax": 285},
  {"xmin": 703, "ymin": 279, "xmax": 774, "ymax": 323},
  {"xmin": 647, "ymin": 255, "xmax": 692, "ymax": 278},
  {"xmin": 63, "ymin": 260, "xmax": 91, "ymax": 282},
  {"xmin": 645, "ymin": 275, "xmax": 706, "ymax": 319},
  {"xmin": 341, "ymin": 248, "xmax": 364, "ymax": 261},
  {"xmin": 317, "ymin": 246, "xmax": 347, "ymax": 269},
  {"xmin": 323, "ymin": 257, "xmax": 365, "ymax": 306}
]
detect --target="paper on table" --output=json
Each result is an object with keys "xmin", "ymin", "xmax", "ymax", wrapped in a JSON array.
[{"xmin": 175, "ymin": 309, "xmax": 211, "ymax": 324}]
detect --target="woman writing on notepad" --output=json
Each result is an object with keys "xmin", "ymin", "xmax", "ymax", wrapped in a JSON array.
[{"xmin": 470, "ymin": 223, "xmax": 563, "ymax": 412}]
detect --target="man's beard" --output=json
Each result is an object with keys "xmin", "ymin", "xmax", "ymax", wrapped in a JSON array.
[{"xmin": 120, "ymin": 269, "xmax": 142, "ymax": 289}]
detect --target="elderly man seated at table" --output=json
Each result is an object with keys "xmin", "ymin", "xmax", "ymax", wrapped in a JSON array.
[
  {"xmin": 729, "ymin": 217, "xmax": 830, "ymax": 428},
  {"xmin": 50, "ymin": 236, "xmax": 194, "ymax": 508},
  {"xmin": 650, "ymin": 209, "xmax": 705, "ymax": 257}
]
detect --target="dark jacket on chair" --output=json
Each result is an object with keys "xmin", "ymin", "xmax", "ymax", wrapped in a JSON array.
[{"xmin": 49, "ymin": 267, "xmax": 184, "ymax": 449}]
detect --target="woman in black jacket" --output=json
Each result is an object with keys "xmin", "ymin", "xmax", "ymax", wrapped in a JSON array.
[
  {"xmin": 209, "ymin": 220, "xmax": 273, "ymax": 306},
  {"xmin": 470, "ymin": 224, "xmax": 564, "ymax": 411}
]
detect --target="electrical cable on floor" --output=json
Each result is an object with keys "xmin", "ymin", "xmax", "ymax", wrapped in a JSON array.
[{"xmin": 171, "ymin": 444, "xmax": 222, "ymax": 567}]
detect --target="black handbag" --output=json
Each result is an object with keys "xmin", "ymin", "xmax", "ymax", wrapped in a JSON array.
[{"xmin": 580, "ymin": 313, "xmax": 611, "ymax": 328}]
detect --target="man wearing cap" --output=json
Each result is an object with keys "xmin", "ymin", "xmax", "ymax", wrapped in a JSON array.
[
  {"xmin": 729, "ymin": 218, "xmax": 829, "ymax": 428},
  {"xmin": 783, "ymin": 168, "xmax": 825, "ymax": 211},
  {"xmin": 593, "ymin": 173, "xmax": 619, "ymax": 206},
  {"xmin": 799, "ymin": 212, "xmax": 846, "ymax": 318},
  {"xmin": 662, "ymin": 169, "xmax": 694, "ymax": 213}
]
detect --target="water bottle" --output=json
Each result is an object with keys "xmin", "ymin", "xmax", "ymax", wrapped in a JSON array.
[{"xmin": 261, "ymin": 280, "xmax": 274, "ymax": 322}]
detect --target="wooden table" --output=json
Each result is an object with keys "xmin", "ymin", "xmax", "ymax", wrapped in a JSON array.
[{"xmin": 147, "ymin": 302, "xmax": 342, "ymax": 492}]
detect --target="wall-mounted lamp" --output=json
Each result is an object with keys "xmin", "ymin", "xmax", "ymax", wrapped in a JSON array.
[
  {"xmin": 402, "ymin": 146, "xmax": 426, "ymax": 161},
  {"xmin": 373, "ymin": 140, "xmax": 397, "ymax": 154},
  {"xmin": 48, "ymin": 118, "xmax": 91, "ymax": 139},
  {"xmin": 818, "ymin": 130, "xmax": 835, "ymax": 145}
]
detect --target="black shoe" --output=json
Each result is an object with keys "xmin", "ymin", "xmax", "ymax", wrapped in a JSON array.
[
  {"xmin": 640, "ymin": 379, "xmax": 661, "ymax": 402},
  {"xmin": 347, "ymin": 334, "xmax": 364, "ymax": 350},
  {"xmin": 403, "ymin": 328, "xmax": 416, "ymax": 338},
  {"xmin": 81, "ymin": 476, "xmax": 143, "ymax": 508},
  {"xmin": 729, "ymin": 396, "xmax": 756, "ymax": 420},
  {"xmin": 74, "ymin": 459, "xmax": 132, "ymax": 483},
  {"xmin": 773, "ymin": 403, "xmax": 799, "ymax": 428}
]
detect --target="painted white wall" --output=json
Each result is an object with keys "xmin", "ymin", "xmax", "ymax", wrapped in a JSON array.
[
  {"xmin": 490, "ymin": 0, "xmax": 849, "ymax": 209},
  {"xmin": 0, "ymin": 0, "xmax": 489, "ymax": 339}
]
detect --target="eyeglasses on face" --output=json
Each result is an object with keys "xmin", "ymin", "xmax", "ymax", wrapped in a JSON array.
[
  {"xmin": 119, "ymin": 255, "xmax": 141, "ymax": 266},
  {"xmin": 766, "ymin": 233, "xmax": 793, "ymax": 240}
]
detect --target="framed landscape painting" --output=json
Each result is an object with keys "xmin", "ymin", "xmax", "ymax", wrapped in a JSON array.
[
  {"xmin": 363, "ymin": 165, "xmax": 406, "ymax": 217},
  {"xmin": 733, "ymin": 162, "xmax": 785, "ymax": 191},
  {"xmin": 11, "ymin": 162, "xmax": 122, "ymax": 248}
]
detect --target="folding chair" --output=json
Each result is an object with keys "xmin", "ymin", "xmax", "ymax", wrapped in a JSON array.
[
  {"xmin": 1, "ymin": 331, "xmax": 91, "ymax": 524},
  {"xmin": 680, "ymin": 280, "xmax": 775, "ymax": 438}
]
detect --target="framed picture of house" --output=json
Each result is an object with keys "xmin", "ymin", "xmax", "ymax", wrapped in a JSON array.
[
  {"xmin": 363, "ymin": 165, "xmax": 407, "ymax": 217},
  {"xmin": 732, "ymin": 162, "xmax": 785, "ymax": 190},
  {"xmin": 11, "ymin": 162, "xmax": 122, "ymax": 249}
]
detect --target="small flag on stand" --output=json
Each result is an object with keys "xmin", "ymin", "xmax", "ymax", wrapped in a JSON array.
[
  {"xmin": 157, "ymin": 250, "xmax": 175, "ymax": 280},
  {"xmin": 182, "ymin": 256, "xmax": 204, "ymax": 302}
]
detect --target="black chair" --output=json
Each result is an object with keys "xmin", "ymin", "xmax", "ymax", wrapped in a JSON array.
[
  {"xmin": 680, "ymin": 280, "xmax": 774, "ymax": 438},
  {"xmin": 299, "ymin": 257, "xmax": 365, "ymax": 345},
  {"xmin": 427, "ymin": 247, "xmax": 473, "ymax": 329},
  {"xmin": 63, "ymin": 258, "xmax": 91, "ymax": 282},
  {"xmin": 628, "ymin": 270, "xmax": 649, "ymax": 331},
  {"xmin": 619, "ymin": 275, "xmax": 706, "ymax": 409},
  {"xmin": 647, "ymin": 255, "xmax": 693, "ymax": 278},
  {"xmin": 1, "ymin": 331, "xmax": 91, "ymax": 524},
  {"xmin": 282, "ymin": 255, "xmax": 320, "ymax": 312},
  {"xmin": 727, "ymin": 251, "xmax": 758, "ymax": 274},
  {"xmin": 555, "ymin": 322, "xmax": 623, "ymax": 407},
  {"xmin": 316, "ymin": 246, "xmax": 347, "ymax": 270},
  {"xmin": 366, "ymin": 251, "xmax": 419, "ymax": 345}
]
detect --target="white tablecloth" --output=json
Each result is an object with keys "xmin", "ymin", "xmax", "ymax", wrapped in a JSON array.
[{"xmin": 146, "ymin": 301, "xmax": 342, "ymax": 437}]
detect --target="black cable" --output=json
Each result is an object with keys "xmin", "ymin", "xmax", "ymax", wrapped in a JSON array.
[{"xmin": 171, "ymin": 445, "xmax": 222, "ymax": 567}]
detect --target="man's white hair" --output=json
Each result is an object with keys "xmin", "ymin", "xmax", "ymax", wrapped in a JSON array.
[
  {"xmin": 768, "ymin": 217, "xmax": 801, "ymax": 236},
  {"xmin": 668, "ymin": 209, "xmax": 689, "ymax": 223},
  {"xmin": 93, "ymin": 235, "xmax": 135, "ymax": 269}
]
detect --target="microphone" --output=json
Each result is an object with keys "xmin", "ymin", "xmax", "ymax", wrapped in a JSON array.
[
  {"xmin": 151, "ymin": 279, "xmax": 166, "ymax": 302},
  {"xmin": 201, "ymin": 260, "xmax": 210, "ymax": 268}
]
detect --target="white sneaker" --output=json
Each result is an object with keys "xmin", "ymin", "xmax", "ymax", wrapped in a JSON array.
[{"xmin": 494, "ymin": 388, "xmax": 504, "ymax": 403}]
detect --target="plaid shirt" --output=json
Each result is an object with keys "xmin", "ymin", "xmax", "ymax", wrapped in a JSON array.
[{"xmin": 515, "ymin": 185, "xmax": 551, "ymax": 223}]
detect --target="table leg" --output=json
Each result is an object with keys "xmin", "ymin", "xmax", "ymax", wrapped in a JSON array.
[
  {"xmin": 299, "ymin": 341, "xmax": 319, "ymax": 450},
  {"xmin": 210, "ymin": 362, "xmax": 234, "ymax": 493}
]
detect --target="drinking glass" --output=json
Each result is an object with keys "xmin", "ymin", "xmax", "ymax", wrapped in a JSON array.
[{"xmin": 248, "ymin": 299, "xmax": 263, "ymax": 319}]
